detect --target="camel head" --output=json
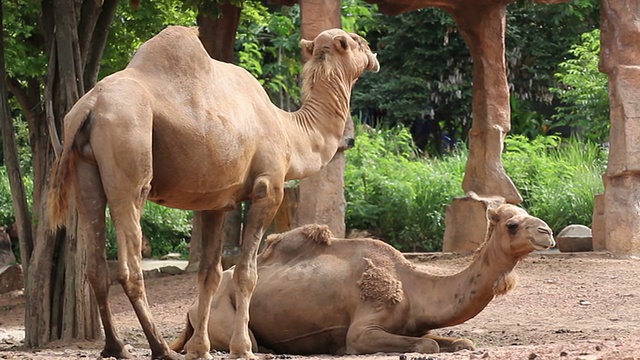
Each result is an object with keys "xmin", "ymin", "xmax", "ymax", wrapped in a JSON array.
[
  {"xmin": 300, "ymin": 28, "xmax": 380, "ymax": 79},
  {"xmin": 488, "ymin": 204, "xmax": 556, "ymax": 258}
]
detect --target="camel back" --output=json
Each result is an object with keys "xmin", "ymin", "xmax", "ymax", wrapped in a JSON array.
[{"xmin": 126, "ymin": 26, "xmax": 212, "ymax": 80}]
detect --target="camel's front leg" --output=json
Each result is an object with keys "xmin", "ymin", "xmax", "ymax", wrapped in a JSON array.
[
  {"xmin": 230, "ymin": 177, "xmax": 283, "ymax": 359},
  {"xmin": 346, "ymin": 321, "xmax": 440, "ymax": 354},
  {"xmin": 422, "ymin": 333, "xmax": 475, "ymax": 352},
  {"xmin": 185, "ymin": 210, "xmax": 226, "ymax": 360}
]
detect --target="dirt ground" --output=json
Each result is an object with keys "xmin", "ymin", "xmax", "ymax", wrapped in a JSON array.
[{"xmin": 1, "ymin": 251, "xmax": 640, "ymax": 360}]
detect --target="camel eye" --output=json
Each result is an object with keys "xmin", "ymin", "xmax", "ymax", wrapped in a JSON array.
[{"xmin": 506, "ymin": 220, "xmax": 519, "ymax": 233}]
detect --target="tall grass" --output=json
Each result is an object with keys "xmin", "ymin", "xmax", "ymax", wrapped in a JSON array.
[
  {"xmin": 503, "ymin": 134, "xmax": 605, "ymax": 233},
  {"xmin": 345, "ymin": 125, "xmax": 465, "ymax": 251},
  {"xmin": 345, "ymin": 126, "xmax": 606, "ymax": 251}
]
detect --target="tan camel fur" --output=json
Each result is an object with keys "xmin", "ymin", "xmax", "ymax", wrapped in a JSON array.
[
  {"xmin": 171, "ymin": 204, "xmax": 555, "ymax": 355},
  {"xmin": 47, "ymin": 26, "xmax": 379, "ymax": 360}
]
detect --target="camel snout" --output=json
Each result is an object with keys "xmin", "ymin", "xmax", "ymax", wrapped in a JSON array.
[
  {"xmin": 533, "ymin": 226, "xmax": 556, "ymax": 250},
  {"xmin": 537, "ymin": 226, "xmax": 552, "ymax": 235},
  {"xmin": 367, "ymin": 53, "xmax": 380, "ymax": 72}
]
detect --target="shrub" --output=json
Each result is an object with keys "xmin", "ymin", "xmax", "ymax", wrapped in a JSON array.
[
  {"xmin": 106, "ymin": 202, "xmax": 192, "ymax": 259},
  {"xmin": 345, "ymin": 125, "xmax": 465, "ymax": 251},
  {"xmin": 346, "ymin": 127, "xmax": 606, "ymax": 251},
  {"xmin": 503, "ymin": 134, "xmax": 606, "ymax": 234}
]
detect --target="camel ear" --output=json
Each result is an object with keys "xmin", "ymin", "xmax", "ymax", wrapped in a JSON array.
[
  {"xmin": 333, "ymin": 34, "xmax": 349, "ymax": 52},
  {"xmin": 300, "ymin": 39, "xmax": 314, "ymax": 57},
  {"xmin": 488, "ymin": 207, "xmax": 500, "ymax": 223}
]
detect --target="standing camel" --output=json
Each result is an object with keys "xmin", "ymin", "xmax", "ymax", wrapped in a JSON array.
[{"xmin": 47, "ymin": 26, "xmax": 379, "ymax": 360}]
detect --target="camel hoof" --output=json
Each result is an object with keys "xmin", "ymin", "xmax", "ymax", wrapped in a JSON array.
[
  {"xmin": 184, "ymin": 351, "xmax": 213, "ymax": 360},
  {"xmin": 100, "ymin": 346, "xmax": 133, "ymax": 359},
  {"xmin": 413, "ymin": 338, "xmax": 439, "ymax": 354},
  {"xmin": 229, "ymin": 351, "xmax": 257, "ymax": 359},
  {"xmin": 450, "ymin": 339, "xmax": 475, "ymax": 352},
  {"xmin": 151, "ymin": 349, "xmax": 184, "ymax": 360}
]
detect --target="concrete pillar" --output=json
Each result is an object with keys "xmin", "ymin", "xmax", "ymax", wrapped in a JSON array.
[
  {"xmin": 440, "ymin": 3, "xmax": 521, "ymax": 251},
  {"xmin": 451, "ymin": 3, "xmax": 523, "ymax": 205},
  {"xmin": 598, "ymin": 0, "xmax": 640, "ymax": 255}
]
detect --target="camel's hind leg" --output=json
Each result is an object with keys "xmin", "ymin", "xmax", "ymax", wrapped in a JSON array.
[
  {"xmin": 185, "ymin": 210, "xmax": 225, "ymax": 360},
  {"xmin": 94, "ymin": 132, "xmax": 179, "ymax": 360},
  {"xmin": 75, "ymin": 161, "xmax": 130, "ymax": 358}
]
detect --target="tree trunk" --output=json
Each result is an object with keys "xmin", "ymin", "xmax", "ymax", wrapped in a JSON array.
[
  {"xmin": 17, "ymin": 0, "xmax": 118, "ymax": 346},
  {"xmin": 0, "ymin": 0, "xmax": 34, "ymax": 271}
]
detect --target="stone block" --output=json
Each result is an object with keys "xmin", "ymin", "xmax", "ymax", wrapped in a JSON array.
[
  {"xmin": 603, "ymin": 174, "xmax": 640, "ymax": 255},
  {"xmin": 607, "ymin": 66, "xmax": 640, "ymax": 175},
  {"xmin": 0, "ymin": 264, "xmax": 24, "ymax": 295},
  {"xmin": 442, "ymin": 192, "xmax": 506, "ymax": 253},
  {"xmin": 0, "ymin": 230, "xmax": 15, "ymax": 268},
  {"xmin": 556, "ymin": 225, "xmax": 593, "ymax": 253}
]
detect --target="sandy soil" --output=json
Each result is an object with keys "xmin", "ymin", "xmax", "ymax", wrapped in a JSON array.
[{"xmin": 1, "ymin": 252, "xmax": 640, "ymax": 360}]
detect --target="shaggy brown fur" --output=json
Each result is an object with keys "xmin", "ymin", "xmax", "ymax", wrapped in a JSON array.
[{"xmin": 358, "ymin": 257, "xmax": 404, "ymax": 307}]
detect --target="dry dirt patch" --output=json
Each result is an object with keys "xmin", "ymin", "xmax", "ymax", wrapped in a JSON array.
[{"xmin": 1, "ymin": 253, "xmax": 640, "ymax": 359}]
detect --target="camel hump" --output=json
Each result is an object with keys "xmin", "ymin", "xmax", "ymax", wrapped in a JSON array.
[
  {"xmin": 261, "ymin": 224, "xmax": 332, "ymax": 260},
  {"xmin": 126, "ymin": 25, "xmax": 212, "ymax": 78},
  {"xmin": 357, "ymin": 256, "xmax": 404, "ymax": 307}
]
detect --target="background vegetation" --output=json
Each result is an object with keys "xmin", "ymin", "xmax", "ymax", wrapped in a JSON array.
[
  {"xmin": 344, "ymin": 126, "xmax": 606, "ymax": 252},
  {"xmin": 1, "ymin": 0, "xmax": 609, "ymax": 257}
]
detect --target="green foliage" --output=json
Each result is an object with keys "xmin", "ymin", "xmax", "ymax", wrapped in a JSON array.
[
  {"xmin": 0, "ymin": 167, "xmax": 15, "ymax": 227},
  {"xmin": 352, "ymin": 2, "xmax": 600, "ymax": 151},
  {"xmin": 236, "ymin": 2, "xmax": 301, "ymax": 108},
  {"xmin": 346, "ymin": 128, "xmax": 605, "ymax": 251},
  {"xmin": 551, "ymin": 29, "xmax": 609, "ymax": 143},
  {"xmin": 345, "ymin": 124, "xmax": 465, "ymax": 251},
  {"xmin": 341, "ymin": 0, "xmax": 380, "ymax": 35},
  {"xmin": 503, "ymin": 134, "xmax": 605, "ymax": 234},
  {"xmin": 106, "ymin": 202, "xmax": 192, "ymax": 259},
  {"xmin": 352, "ymin": 8, "xmax": 472, "ymax": 142},
  {"xmin": 2, "ymin": 0, "xmax": 46, "ymax": 79},
  {"xmin": 100, "ymin": 1, "xmax": 197, "ymax": 78},
  {"xmin": 0, "ymin": 166, "xmax": 33, "ymax": 227}
]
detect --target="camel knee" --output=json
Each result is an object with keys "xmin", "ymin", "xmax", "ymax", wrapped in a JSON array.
[
  {"xmin": 197, "ymin": 262, "xmax": 223, "ymax": 293},
  {"xmin": 117, "ymin": 269, "xmax": 144, "ymax": 299},
  {"xmin": 233, "ymin": 264, "xmax": 257, "ymax": 294},
  {"xmin": 252, "ymin": 177, "xmax": 283, "ymax": 204}
]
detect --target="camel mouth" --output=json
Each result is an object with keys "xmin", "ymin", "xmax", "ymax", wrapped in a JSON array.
[
  {"xmin": 532, "ymin": 236, "xmax": 556, "ymax": 250},
  {"xmin": 367, "ymin": 53, "xmax": 380, "ymax": 72}
]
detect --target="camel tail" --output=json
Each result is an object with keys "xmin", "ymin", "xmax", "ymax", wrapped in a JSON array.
[
  {"xmin": 47, "ymin": 106, "xmax": 93, "ymax": 229},
  {"xmin": 169, "ymin": 314, "xmax": 194, "ymax": 352}
]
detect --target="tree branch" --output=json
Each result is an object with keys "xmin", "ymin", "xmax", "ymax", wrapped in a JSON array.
[
  {"xmin": 78, "ymin": 0, "xmax": 101, "ymax": 70},
  {"xmin": 84, "ymin": 0, "xmax": 118, "ymax": 89},
  {"xmin": 46, "ymin": 35, "xmax": 62, "ymax": 157}
]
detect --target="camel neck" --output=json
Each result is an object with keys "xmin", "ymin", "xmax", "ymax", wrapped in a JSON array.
[
  {"xmin": 408, "ymin": 236, "xmax": 519, "ymax": 331},
  {"xmin": 284, "ymin": 66, "xmax": 352, "ymax": 180}
]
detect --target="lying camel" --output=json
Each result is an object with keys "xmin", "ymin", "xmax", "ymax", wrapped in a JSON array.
[
  {"xmin": 171, "ymin": 204, "xmax": 555, "ymax": 355},
  {"xmin": 47, "ymin": 26, "xmax": 379, "ymax": 360}
]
